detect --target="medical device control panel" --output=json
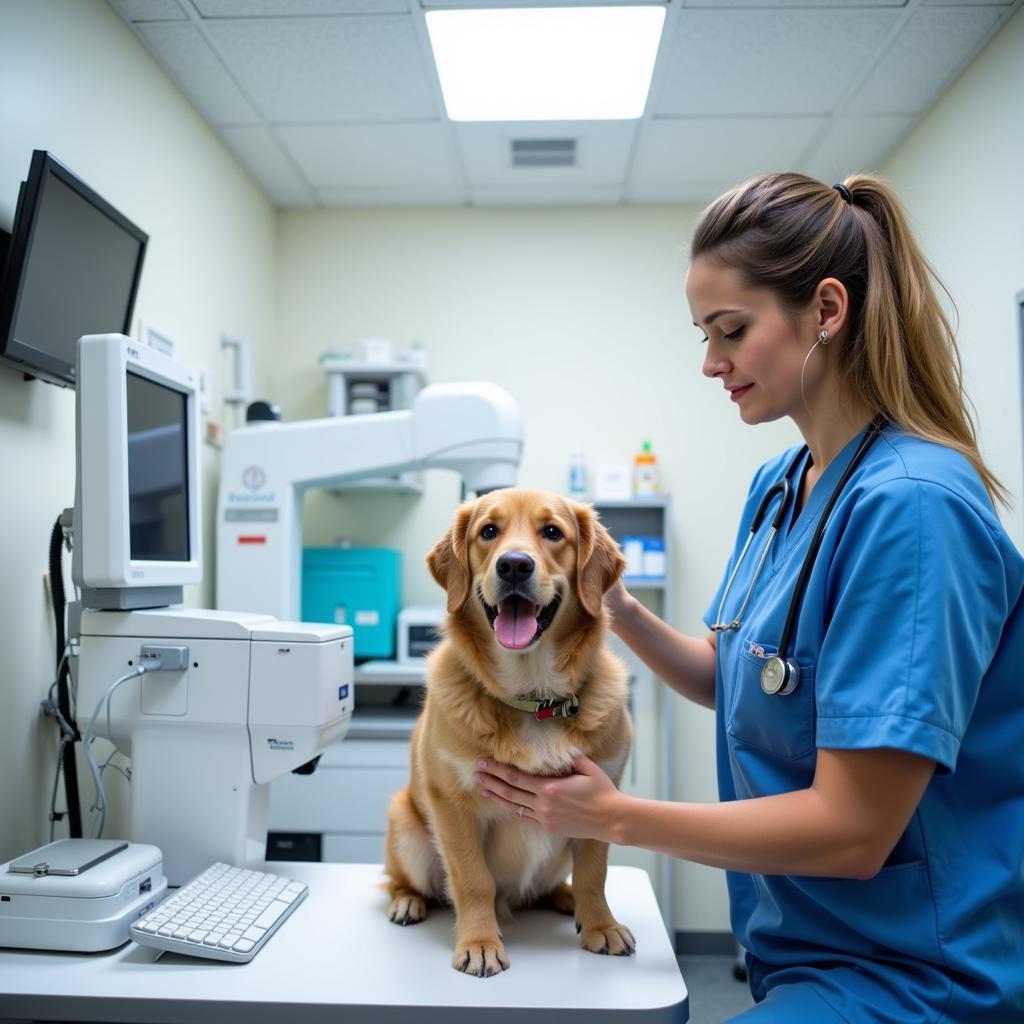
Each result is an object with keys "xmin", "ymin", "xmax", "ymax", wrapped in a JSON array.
[{"xmin": 75, "ymin": 607, "xmax": 353, "ymax": 885}]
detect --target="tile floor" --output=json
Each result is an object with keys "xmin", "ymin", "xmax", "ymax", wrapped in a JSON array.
[{"xmin": 677, "ymin": 954, "xmax": 756, "ymax": 1023}]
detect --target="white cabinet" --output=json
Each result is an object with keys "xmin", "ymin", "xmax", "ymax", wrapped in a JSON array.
[{"xmin": 267, "ymin": 699, "xmax": 418, "ymax": 864}]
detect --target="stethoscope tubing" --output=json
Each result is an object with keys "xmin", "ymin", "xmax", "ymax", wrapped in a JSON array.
[
  {"xmin": 712, "ymin": 513, "xmax": 784, "ymax": 633},
  {"xmin": 712, "ymin": 417, "xmax": 886, "ymax": 696},
  {"xmin": 711, "ymin": 454, "xmax": 804, "ymax": 634},
  {"xmin": 774, "ymin": 418, "xmax": 884, "ymax": 661}
]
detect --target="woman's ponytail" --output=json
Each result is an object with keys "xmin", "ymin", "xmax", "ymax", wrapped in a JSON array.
[
  {"xmin": 691, "ymin": 171, "xmax": 1008, "ymax": 509},
  {"xmin": 843, "ymin": 175, "xmax": 1008, "ymax": 508}
]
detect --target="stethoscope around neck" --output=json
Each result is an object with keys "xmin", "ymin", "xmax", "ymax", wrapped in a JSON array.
[{"xmin": 711, "ymin": 417, "xmax": 885, "ymax": 696}]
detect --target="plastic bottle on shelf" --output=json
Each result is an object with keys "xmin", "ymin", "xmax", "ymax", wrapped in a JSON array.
[
  {"xmin": 568, "ymin": 451, "xmax": 588, "ymax": 499},
  {"xmin": 633, "ymin": 440, "xmax": 659, "ymax": 498}
]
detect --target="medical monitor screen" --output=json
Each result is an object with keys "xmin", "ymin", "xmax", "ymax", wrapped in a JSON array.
[
  {"xmin": 126, "ymin": 371, "xmax": 190, "ymax": 563},
  {"xmin": 0, "ymin": 151, "xmax": 147, "ymax": 387}
]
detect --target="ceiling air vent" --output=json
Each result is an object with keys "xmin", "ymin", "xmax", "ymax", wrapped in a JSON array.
[{"xmin": 511, "ymin": 138, "xmax": 577, "ymax": 168}]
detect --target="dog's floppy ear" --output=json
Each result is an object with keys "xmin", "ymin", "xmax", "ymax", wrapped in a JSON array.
[
  {"xmin": 573, "ymin": 502, "xmax": 626, "ymax": 619},
  {"xmin": 426, "ymin": 503, "xmax": 475, "ymax": 613}
]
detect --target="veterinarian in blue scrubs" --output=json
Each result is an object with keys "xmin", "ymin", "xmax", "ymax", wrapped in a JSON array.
[{"xmin": 475, "ymin": 172, "xmax": 1024, "ymax": 1022}]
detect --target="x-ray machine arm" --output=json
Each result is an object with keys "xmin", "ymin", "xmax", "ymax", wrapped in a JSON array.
[{"xmin": 216, "ymin": 383, "xmax": 523, "ymax": 620}]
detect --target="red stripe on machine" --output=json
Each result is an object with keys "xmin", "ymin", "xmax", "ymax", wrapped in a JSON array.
[{"xmin": 237, "ymin": 536, "xmax": 267, "ymax": 544}]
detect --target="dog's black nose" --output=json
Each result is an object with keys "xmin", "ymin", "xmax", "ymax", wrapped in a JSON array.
[{"xmin": 496, "ymin": 551, "xmax": 535, "ymax": 582}]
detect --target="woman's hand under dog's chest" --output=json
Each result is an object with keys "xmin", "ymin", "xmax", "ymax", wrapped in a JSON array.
[
  {"xmin": 439, "ymin": 735, "xmax": 574, "ymax": 792},
  {"xmin": 512, "ymin": 718, "xmax": 580, "ymax": 775}
]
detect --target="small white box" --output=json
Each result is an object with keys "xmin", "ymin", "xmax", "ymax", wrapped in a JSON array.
[
  {"xmin": 622, "ymin": 537, "xmax": 666, "ymax": 580},
  {"xmin": 594, "ymin": 463, "xmax": 632, "ymax": 501},
  {"xmin": 643, "ymin": 541, "xmax": 666, "ymax": 578},
  {"xmin": 359, "ymin": 338, "xmax": 393, "ymax": 363},
  {"xmin": 620, "ymin": 537, "xmax": 645, "ymax": 576},
  {"xmin": 397, "ymin": 605, "xmax": 445, "ymax": 663},
  {"xmin": 0, "ymin": 839, "xmax": 166, "ymax": 952}
]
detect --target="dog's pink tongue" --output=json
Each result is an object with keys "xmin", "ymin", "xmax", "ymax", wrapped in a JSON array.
[{"xmin": 494, "ymin": 600, "xmax": 539, "ymax": 649}]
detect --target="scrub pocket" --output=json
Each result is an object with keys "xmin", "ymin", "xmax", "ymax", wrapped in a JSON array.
[
  {"xmin": 728, "ymin": 641, "xmax": 816, "ymax": 760},
  {"xmin": 790, "ymin": 860, "xmax": 944, "ymax": 966}
]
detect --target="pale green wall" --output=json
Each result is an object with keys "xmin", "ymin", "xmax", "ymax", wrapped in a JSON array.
[
  {"xmin": 0, "ymin": 0, "xmax": 276, "ymax": 861},
  {"xmin": 2, "ymin": 0, "xmax": 1019, "ymax": 938},
  {"xmin": 274, "ymin": 7, "xmax": 1024, "ymax": 933},
  {"xmin": 882, "ymin": 4, "xmax": 1024, "ymax": 551}
]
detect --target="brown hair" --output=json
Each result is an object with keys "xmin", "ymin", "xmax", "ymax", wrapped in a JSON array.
[{"xmin": 691, "ymin": 171, "xmax": 1007, "ymax": 508}]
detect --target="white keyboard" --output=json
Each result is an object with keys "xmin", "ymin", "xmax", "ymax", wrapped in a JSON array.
[{"xmin": 130, "ymin": 862, "xmax": 307, "ymax": 963}]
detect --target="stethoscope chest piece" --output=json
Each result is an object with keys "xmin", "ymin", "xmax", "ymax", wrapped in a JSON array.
[{"xmin": 761, "ymin": 656, "xmax": 799, "ymax": 696}]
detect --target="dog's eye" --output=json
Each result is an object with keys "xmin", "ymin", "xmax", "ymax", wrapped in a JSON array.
[
  {"xmin": 480, "ymin": 523, "xmax": 499, "ymax": 541},
  {"xmin": 541, "ymin": 524, "xmax": 563, "ymax": 542}
]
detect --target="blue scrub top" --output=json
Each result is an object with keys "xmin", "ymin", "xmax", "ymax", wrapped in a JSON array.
[{"xmin": 703, "ymin": 423, "xmax": 1024, "ymax": 1022}]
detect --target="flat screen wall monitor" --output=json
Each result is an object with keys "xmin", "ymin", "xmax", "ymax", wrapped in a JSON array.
[{"xmin": 0, "ymin": 150, "xmax": 147, "ymax": 388}]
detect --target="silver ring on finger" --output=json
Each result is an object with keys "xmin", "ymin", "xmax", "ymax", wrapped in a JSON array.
[{"xmin": 516, "ymin": 804, "xmax": 526, "ymax": 817}]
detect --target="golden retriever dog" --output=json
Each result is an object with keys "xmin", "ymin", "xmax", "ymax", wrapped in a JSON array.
[{"xmin": 383, "ymin": 487, "xmax": 635, "ymax": 977}]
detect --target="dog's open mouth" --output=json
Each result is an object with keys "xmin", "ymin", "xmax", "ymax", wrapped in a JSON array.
[{"xmin": 480, "ymin": 590, "xmax": 562, "ymax": 650}]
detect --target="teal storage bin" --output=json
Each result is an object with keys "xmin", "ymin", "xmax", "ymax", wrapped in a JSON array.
[{"xmin": 302, "ymin": 547, "xmax": 401, "ymax": 660}]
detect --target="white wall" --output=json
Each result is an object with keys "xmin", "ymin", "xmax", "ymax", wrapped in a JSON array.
[
  {"xmin": 0, "ymin": 0, "xmax": 276, "ymax": 861},
  {"xmin": 882, "ymin": 4, "xmax": 1024, "ymax": 551}
]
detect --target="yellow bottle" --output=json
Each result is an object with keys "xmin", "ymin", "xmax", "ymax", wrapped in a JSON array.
[{"xmin": 633, "ymin": 440, "xmax": 659, "ymax": 497}]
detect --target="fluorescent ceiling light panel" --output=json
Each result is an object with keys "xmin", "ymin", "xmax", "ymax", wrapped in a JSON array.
[{"xmin": 426, "ymin": 5, "xmax": 666, "ymax": 122}]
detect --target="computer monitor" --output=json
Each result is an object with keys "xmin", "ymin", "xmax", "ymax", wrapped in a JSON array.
[
  {"xmin": 72, "ymin": 334, "xmax": 202, "ymax": 609},
  {"xmin": 0, "ymin": 151, "xmax": 147, "ymax": 388}
]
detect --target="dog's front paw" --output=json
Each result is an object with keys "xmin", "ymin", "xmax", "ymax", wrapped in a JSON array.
[
  {"xmin": 388, "ymin": 890, "xmax": 427, "ymax": 926},
  {"xmin": 578, "ymin": 921, "xmax": 636, "ymax": 956},
  {"xmin": 452, "ymin": 938, "xmax": 510, "ymax": 977}
]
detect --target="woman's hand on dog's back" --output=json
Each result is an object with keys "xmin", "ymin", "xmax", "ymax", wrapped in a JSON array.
[
  {"xmin": 604, "ymin": 579, "xmax": 636, "ymax": 625},
  {"xmin": 605, "ymin": 580, "xmax": 717, "ymax": 711}
]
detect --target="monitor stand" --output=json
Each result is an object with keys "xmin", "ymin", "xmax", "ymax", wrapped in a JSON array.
[{"xmin": 80, "ymin": 585, "xmax": 184, "ymax": 611}]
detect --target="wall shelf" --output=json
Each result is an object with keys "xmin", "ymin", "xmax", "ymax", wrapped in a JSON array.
[{"xmin": 320, "ymin": 352, "xmax": 427, "ymax": 494}]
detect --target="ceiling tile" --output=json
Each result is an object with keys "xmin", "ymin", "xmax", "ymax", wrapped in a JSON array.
[
  {"xmin": 469, "ymin": 186, "xmax": 624, "ymax": 206},
  {"xmin": 135, "ymin": 22, "xmax": 261, "ymax": 125},
  {"xmin": 630, "ymin": 116, "xmax": 826, "ymax": 192},
  {"xmin": 420, "ymin": 0, "xmax": 663, "ymax": 5},
  {"xmin": 848, "ymin": 5, "xmax": 1007, "ymax": 114},
  {"xmin": 112, "ymin": 0, "xmax": 1018, "ymax": 209},
  {"xmin": 316, "ymin": 185, "xmax": 463, "ymax": 206},
  {"xmin": 108, "ymin": 0, "xmax": 187, "ymax": 20},
  {"xmin": 219, "ymin": 125, "xmax": 314, "ymax": 205},
  {"xmin": 193, "ymin": 0, "xmax": 408, "ymax": 15},
  {"xmin": 203, "ymin": 16, "xmax": 439, "ymax": 122},
  {"xmin": 802, "ymin": 114, "xmax": 918, "ymax": 183},
  {"xmin": 259, "ymin": 190, "xmax": 316, "ymax": 208},
  {"xmin": 625, "ymin": 178, "xmax": 734, "ymax": 204},
  {"xmin": 455, "ymin": 121, "xmax": 637, "ymax": 187},
  {"xmin": 681, "ymin": 0, "xmax": 906, "ymax": 6},
  {"xmin": 277, "ymin": 122, "xmax": 458, "ymax": 189},
  {"xmin": 652, "ymin": 8, "xmax": 901, "ymax": 116}
]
